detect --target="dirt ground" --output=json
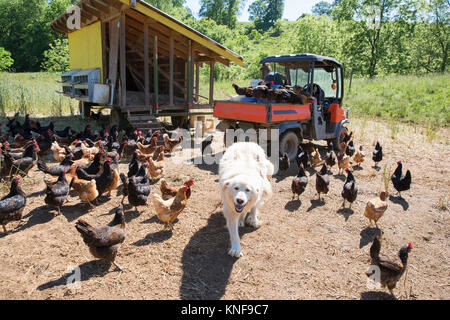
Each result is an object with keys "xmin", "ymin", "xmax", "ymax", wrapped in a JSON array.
[{"xmin": 0, "ymin": 117, "xmax": 449, "ymax": 300}]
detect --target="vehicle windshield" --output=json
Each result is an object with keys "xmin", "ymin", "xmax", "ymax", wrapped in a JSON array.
[
  {"xmin": 314, "ymin": 67, "xmax": 339, "ymax": 99},
  {"xmin": 290, "ymin": 67, "xmax": 309, "ymax": 88}
]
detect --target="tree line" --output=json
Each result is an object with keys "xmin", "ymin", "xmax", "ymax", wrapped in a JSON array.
[{"xmin": 0, "ymin": 0, "xmax": 447, "ymax": 79}]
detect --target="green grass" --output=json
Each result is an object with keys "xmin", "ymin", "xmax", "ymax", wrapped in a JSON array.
[
  {"xmin": 345, "ymin": 73, "xmax": 450, "ymax": 128},
  {"xmin": 0, "ymin": 72, "xmax": 78, "ymax": 117}
]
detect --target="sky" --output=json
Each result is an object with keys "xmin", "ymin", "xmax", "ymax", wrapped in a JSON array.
[{"xmin": 184, "ymin": 0, "xmax": 333, "ymax": 22}]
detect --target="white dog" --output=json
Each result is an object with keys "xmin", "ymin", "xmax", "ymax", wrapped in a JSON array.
[{"xmin": 219, "ymin": 142, "xmax": 274, "ymax": 257}]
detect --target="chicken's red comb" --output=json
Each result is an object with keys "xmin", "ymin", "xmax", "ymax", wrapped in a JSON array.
[
  {"xmin": 106, "ymin": 157, "xmax": 112, "ymax": 162},
  {"xmin": 185, "ymin": 179, "xmax": 194, "ymax": 187},
  {"xmin": 408, "ymin": 242, "xmax": 412, "ymax": 248},
  {"xmin": 232, "ymin": 83, "xmax": 235, "ymax": 87},
  {"xmin": 341, "ymin": 142, "xmax": 346, "ymax": 146}
]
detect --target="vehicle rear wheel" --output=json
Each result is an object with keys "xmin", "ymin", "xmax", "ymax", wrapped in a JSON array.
[
  {"xmin": 280, "ymin": 131, "xmax": 300, "ymax": 162},
  {"xmin": 330, "ymin": 126, "xmax": 348, "ymax": 151}
]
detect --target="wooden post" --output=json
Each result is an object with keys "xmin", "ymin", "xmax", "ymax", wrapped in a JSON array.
[
  {"xmin": 101, "ymin": 21, "xmax": 107, "ymax": 83},
  {"xmin": 109, "ymin": 18, "xmax": 120, "ymax": 106},
  {"xmin": 195, "ymin": 63, "xmax": 200, "ymax": 104},
  {"xmin": 119, "ymin": 12, "xmax": 126, "ymax": 109},
  {"xmin": 144, "ymin": 22, "xmax": 150, "ymax": 110},
  {"xmin": 187, "ymin": 40, "xmax": 192, "ymax": 111},
  {"xmin": 153, "ymin": 34, "xmax": 159, "ymax": 114},
  {"xmin": 169, "ymin": 33, "xmax": 174, "ymax": 106},
  {"xmin": 209, "ymin": 60, "xmax": 214, "ymax": 106}
]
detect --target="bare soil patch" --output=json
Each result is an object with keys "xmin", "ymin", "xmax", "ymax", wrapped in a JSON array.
[{"xmin": 0, "ymin": 118, "xmax": 449, "ymax": 300}]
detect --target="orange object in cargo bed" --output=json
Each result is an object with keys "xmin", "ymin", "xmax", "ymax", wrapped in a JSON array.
[{"xmin": 271, "ymin": 104, "xmax": 311, "ymax": 122}]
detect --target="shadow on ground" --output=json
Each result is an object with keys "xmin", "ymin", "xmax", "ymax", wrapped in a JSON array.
[{"xmin": 179, "ymin": 212, "xmax": 254, "ymax": 300}]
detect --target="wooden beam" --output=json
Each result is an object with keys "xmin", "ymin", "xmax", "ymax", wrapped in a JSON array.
[
  {"xmin": 169, "ymin": 33, "xmax": 174, "ymax": 106},
  {"xmin": 120, "ymin": 12, "xmax": 127, "ymax": 108},
  {"xmin": 144, "ymin": 22, "xmax": 150, "ymax": 109}
]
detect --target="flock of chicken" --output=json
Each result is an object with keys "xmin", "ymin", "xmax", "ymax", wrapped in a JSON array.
[
  {"xmin": 0, "ymin": 114, "xmax": 186, "ymax": 271},
  {"xmin": 280, "ymin": 131, "xmax": 412, "ymax": 296},
  {"xmin": 0, "ymin": 113, "xmax": 414, "ymax": 296}
]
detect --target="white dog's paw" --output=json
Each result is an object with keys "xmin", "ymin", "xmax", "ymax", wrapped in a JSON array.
[
  {"xmin": 246, "ymin": 215, "xmax": 261, "ymax": 229},
  {"xmin": 228, "ymin": 244, "xmax": 243, "ymax": 258}
]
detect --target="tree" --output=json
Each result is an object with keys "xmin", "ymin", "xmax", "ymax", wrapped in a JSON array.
[
  {"xmin": 199, "ymin": 0, "xmax": 245, "ymax": 28},
  {"xmin": 428, "ymin": 0, "xmax": 449, "ymax": 72},
  {"xmin": 41, "ymin": 38, "xmax": 69, "ymax": 73},
  {"xmin": 249, "ymin": 0, "xmax": 284, "ymax": 32},
  {"xmin": 312, "ymin": 1, "xmax": 334, "ymax": 16},
  {"xmin": 0, "ymin": 47, "xmax": 14, "ymax": 71}
]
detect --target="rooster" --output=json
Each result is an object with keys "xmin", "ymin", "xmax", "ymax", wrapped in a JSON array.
[{"xmin": 366, "ymin": 235, "xmax": 412, "ymax": 297}]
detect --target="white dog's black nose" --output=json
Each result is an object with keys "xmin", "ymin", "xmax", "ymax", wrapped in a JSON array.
[{"xmin": 236, "ymin": 198, "xmax": 244, "ymax": 205}]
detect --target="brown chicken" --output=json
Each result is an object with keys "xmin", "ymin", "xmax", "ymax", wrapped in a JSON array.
[
  {"xmin": 160, "ymin": 178, "xmax": 193, "ymax": 200},
  {"xmin": 310, "ymin": 147, "xmax": 322, "ymax": 166},
  {"xmin": 364, "ymin": 191, "xmax": 388, "ymax": 228},
  {"xmin": 148, "ymin": 157, "xmax": 164, "ymax": 179},
  {"xmin": 67, "ymin": 165, "xmax": 99, "ymax": 209},
  {"xmin": 163, "ymin": 133, "xmax": 183, "ymax": 152},
  {"xmin": 137, "ymin": 137, "xmax": 158, "ymax": 156},
  {"xmin": 353, "ymin": 145, "xmax": 365, "ymax": 167},
  {"xmin": 152, "ymin": 180, "xmax": 194, "ymax": 229},
  {"xmin": 338, "ymin": 143, "xmax": 351, "ymax": 175},
  {"xmin": 75, "ymin": 204, "xmax": 126, "ymax": 271},
  {"xmin": 51, "ymin": 141, "xmax": 67, "ymax": 162},
  {"xmin": 366, "ymin": 235, "xmax": 412, "ymax": 297}
]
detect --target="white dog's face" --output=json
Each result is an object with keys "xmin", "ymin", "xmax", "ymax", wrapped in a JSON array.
[{"xmin": 222, "ymin": 176, "xmax": 260, "ymax": 215}]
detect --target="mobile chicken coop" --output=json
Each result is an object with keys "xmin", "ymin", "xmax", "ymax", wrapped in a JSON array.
[{"xmin": 51, "ymin": 0, "xmax": 244, "ymax": 130}]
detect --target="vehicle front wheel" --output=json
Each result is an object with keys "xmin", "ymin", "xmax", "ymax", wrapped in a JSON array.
[{"xmin": 280, "ymin": 131, "xmax": 301, "ymax": 162}]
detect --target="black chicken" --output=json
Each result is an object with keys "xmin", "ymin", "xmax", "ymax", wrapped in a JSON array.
[
  {"xmin": 77, "ymin": 158, "xmax": 117, "ymax": 199},
  {"xmin": 296, "ymin": 145, "xmax": 310, "ymax": 169},
  {"xmin": 291, "ymin": 163, "xmax": 308, "ymax": 200},
  {"xmin": 201, "ymin": 135, "xmax": 214, "ymax": 156},
  {"xmin": 232, "ymin": 83, "xmax": 252, "ymax": 97},
  {"xmin": 44, "ymin": 170, "xmax": 71, "ymax": 216},
  {"xmin": 127, "ymin": 151, "xmax": 140, "ymax": 178},
  {"xmin": 346, "ymin": 140, "xmax": 355, "ymax": 157},
  {"xmin": 77, "ymin": 150, "xmax": 104, "ymax": 176},
  {"xmin": 366, "ymin": 235, "xmax": 412, "ymax": 296},
  {"xmin": 1, "ymin": 143, "xmax": 39, "ymax": 179},
  {"xmin": 75, "ymin": 204, "xmax": 126, "ymax": 271},
  {"xmin": 0, "ymin": 177, "xmax": 27, "ymax": 233},
  {"xmin": 37, "ymin": 153, "xmax": 74, "ymax": 177},
  {"xmin": 325, "ymin": 143, "xmax": 337, "ymax": 172},
  {"xmin": 316, "ymin": 163, "xmax": 330, "ymax": 201},
  {"xmin": 372, "ymin": 141, "xmax": 383, "ymax": 167},
  {"xmin": 279, "ymin": 153, "xmax": 290, "ymax": 172},
  {"xmin": 341, "ymin": 168, "xmax": 358, "ymax": 209},
  {"xmin": 127, "ymin": 168, "xmax": 151, "ymax": 213},
  {"xmin": 391, "ymin": 161, "xmax": 411, "ymax": 197}
]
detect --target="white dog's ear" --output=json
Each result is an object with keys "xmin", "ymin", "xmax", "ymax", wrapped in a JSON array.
[{"xmin": 221, "ymin": 180, "xmax": 231, "ymax": 193}]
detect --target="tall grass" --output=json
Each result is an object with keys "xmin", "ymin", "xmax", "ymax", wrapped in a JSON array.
[
  {"xmin": 345, "ymin": 73, "xmax": 450, "ymax": 128},
  {"xmin": 0, "ymin": 72, "xmax": 78, "ymax": 117}
]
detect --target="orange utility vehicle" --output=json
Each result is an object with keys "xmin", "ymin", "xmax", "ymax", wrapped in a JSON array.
[{"xmin": 214, "ymin": 54, "xmax": 349, "ymax": 160}]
